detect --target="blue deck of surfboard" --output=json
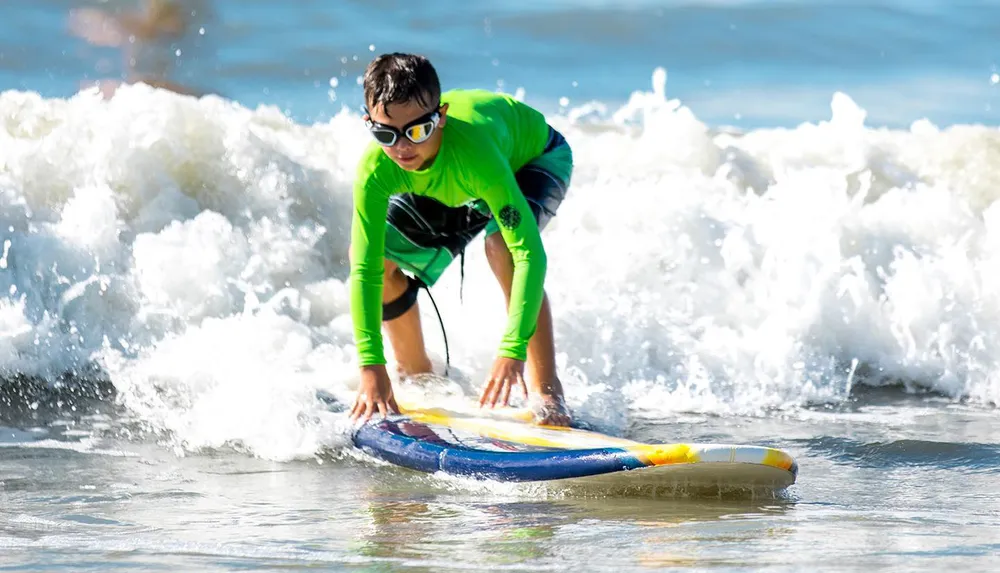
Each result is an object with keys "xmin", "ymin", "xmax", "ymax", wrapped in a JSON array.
[{"xmin": 353, "ymin": 417, "xmax": 650, "ymax": 482}]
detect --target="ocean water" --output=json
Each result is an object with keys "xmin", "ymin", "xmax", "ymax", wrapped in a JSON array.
[{"xmin": 2, "ymin": 0, "xmax": 1000, "ymax": 571}]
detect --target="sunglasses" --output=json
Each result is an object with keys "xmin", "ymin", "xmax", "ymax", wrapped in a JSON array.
[{"xmin": 363, "ymin": 106, "xmax": 442, "ymax": 147}]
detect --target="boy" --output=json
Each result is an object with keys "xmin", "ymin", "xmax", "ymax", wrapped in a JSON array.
[{"xmin": 347, "ymin": 53, "xmax": 573, "ymax": 426}]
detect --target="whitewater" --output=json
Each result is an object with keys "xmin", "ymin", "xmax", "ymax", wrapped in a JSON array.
[{"xmin": 0, "ymin": 69, "xmax": 998, "ymax": 465}]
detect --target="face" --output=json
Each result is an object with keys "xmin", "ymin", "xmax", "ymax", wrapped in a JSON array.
[{"xmin": 365, "ymin": 99, "xmax": 448, "ymax": 171}]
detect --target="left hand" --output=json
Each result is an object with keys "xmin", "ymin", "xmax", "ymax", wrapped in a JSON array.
[{"xmin": 479, "ymin": 356, "xmax": 528, "ymax": 409}]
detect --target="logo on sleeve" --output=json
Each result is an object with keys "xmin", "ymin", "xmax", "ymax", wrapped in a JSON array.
[{"xmin": 498, "ymin": 205, "xmax": 522, "ymax": 230}]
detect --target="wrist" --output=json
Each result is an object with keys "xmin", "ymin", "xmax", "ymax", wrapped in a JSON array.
[{"xmin": 496, "ymin": 349, "xmax": 527, "ymax": 362}]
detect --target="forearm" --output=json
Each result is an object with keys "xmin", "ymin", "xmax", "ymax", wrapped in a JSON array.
[
  {"xmin": 497, "ymin": 244, "xmax": 547, "ymax": 361},
  {"xmin": 350, "ymin": 268, "xmax": 386, "ymax": 366},
  {"xmin": 349, "ymin": 186, "xmax": 390, "ymax": 367}
]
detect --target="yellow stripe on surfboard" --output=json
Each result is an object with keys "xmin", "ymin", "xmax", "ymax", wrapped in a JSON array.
[
  {"xmin": 394, "ymin": 399, "xmax": 797, "ymax": 474},
  {"xmin": 396, "ymin": 399, "xmax": 642, "ymax": 450},
  {"xmin": 761, "ymin": 447, "xmax": 797, "ymax": 471},
  {"xmin": 627, "ymin": 444, "xmax": 699, "ymax": 466}
]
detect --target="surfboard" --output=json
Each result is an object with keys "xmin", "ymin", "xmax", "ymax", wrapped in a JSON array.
[{"xmin": 351, "ymin": 395, "xmax": 798, "ymax": 496}]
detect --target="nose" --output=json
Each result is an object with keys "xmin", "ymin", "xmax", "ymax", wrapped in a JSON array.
[{"xmin": 394, "ymin": 139, "xmax": 416, "ymax": 153}]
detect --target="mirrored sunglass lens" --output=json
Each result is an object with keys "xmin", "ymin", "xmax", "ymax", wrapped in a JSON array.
[
  {"xmin": 371, "ymin": 129, "xmax": 397, "ymax": 145},
  {"xmin": 406, "ymin": 122, "xmax": 435, "ymax": 143}
]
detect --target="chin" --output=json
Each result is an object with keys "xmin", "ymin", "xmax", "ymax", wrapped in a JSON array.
[{"xmin": 394, "ymin": 156, "xmax": 423, "ymax": 170}]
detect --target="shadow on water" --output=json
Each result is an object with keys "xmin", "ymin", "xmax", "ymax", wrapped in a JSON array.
[
  {"xmin": 825, "ymin": 359, "xmax": 1000, "ymax": 413},
  {"xmin": 841, "ymin": 382, "xmax": 953, "ymax": 410},
  {"xmin": 0, "ymin": 373, "xmax": 118, "ymax": 429},
  {"xmin": 794, "ymin": 435, "xmax": 1000, "ymax": 473}
]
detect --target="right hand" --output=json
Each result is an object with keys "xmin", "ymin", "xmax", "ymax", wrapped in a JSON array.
[
  {"xmin": 349, "ymin": 365, "xmax": 400, "ymax": 424},
  {"xmin": 533, "ymin": 395, "xmax": 572, "ymax": 427}
]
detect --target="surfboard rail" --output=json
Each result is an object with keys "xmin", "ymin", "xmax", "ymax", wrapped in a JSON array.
[{"xmin": 352, "ymin": 406, "xmax": 798, "ymax": 493}]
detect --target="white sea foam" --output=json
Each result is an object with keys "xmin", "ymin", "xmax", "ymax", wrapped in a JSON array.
[{"xmin": 1, "ymin": 69, "xmax": 999, "ymax": 460}]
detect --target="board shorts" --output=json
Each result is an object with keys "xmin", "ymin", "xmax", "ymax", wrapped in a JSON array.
[{"xmin": 383, "ymin": 125, "xmax": 572, "ymax": 287}]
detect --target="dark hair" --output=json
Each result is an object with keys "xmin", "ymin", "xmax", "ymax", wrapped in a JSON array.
[{"xmin": 362, "ymin": 53, "xmax": 441, "ymax": 118}]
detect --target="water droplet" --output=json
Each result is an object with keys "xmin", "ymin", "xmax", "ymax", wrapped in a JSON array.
[
  {"xmin": 199, "ymin": 27, "xmax": 205, "ymax": 35},
  {"xmin": 991, "ymin": 73, "xmax": 999, "ymax": 85},
  {"xmin": 329, "ymin": 77, "xmax": 339, "ymax": 88},
  {"xmin": 369, "ymin": 44, "xmax": 375, "ymax": 52},
  {"xmin": 559, "ymin": 97, "xmax": 569, "ymax": 107}
]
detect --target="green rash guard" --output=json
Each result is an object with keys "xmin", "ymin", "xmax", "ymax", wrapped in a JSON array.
[{"xmin": 350, "ymin": 89, "xmax": 554, "ymax": 367}]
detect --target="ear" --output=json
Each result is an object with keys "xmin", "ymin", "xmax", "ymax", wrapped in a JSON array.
[{"xmin": 438, "ymin": 103, "xmax": 449, "ymax": 128}]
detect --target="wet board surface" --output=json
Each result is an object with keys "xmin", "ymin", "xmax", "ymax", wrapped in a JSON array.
[{"xmin": 351, "ymin": 398, "xmax": 798, "ymax": 495}]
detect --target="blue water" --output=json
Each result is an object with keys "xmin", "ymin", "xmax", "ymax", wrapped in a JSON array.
[{"xmin": 4, "ymin": 1, "xmax": 999, "ymax": 128}]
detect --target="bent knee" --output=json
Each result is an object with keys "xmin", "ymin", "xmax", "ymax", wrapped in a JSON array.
[
  {"xmin": 348, "ymin": 244, "xmax": 404, "ymax": 290},
  {"xmin": 382, "ymin": 259, "xmax": 410, "ymax": 298},
  {"xmin": 383, "ymin": 258, "xmax": 400, "ymax": 276}
]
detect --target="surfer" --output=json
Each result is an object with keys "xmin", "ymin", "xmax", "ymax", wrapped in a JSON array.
[
  {"xmin": 68, "ymin": 0, "xmax": 216, "ymax": 98},
  {"xmin": 347, "ymin": 52, "xmax": 574, "ymax": 427}
]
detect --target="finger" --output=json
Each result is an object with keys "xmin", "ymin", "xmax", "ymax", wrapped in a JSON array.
[
  {"xmin": 517, "ymin": 373, "xmax": 528, "ymax": 400},
  {"xmin": 479, "ymin": 377, "xmax": 496, "ymax": 407},
  {"xmin": 499, "ymin": 379, "xmax": 512, "ymax": 407},
  {"xmin": 360, "ymin": 400, "xmax": 375, "ymax": 424},
  {"xmin": 353, "ymin": 395, "xmax": 370, "ymax": 421},
  {"xmin": 490, "ymin": 377, "xmax": 508, "ymax": 408},
  {"xmin": 539, "ymin": 407, "xmax": 571, "ymax": 427},
  {"xmin": 541, "ymin": 408, "xmax": 568, "ymax": 426},
  {"xmin": 377, "ymin": 400, "xmax": 388, "ymax": 420},
  {"xmin": 478, "ymin": 376, "xmax": 489, "ymax": 405},
  {"xmin": 479, "ymin": 378, "xmax": 496, "ymax": 408},
  {"xmin": 388, "ymin": 395, "xmax": 401, "ymax": 414},
  {"xmin": 485, "ymin": 376, "xmax": 503, "ymax": 408},
  {"xmin": 349, "ymin": 397, "xmax": 362, "ymax": 421}
]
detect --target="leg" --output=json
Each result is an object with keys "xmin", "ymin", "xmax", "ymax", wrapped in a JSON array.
[
  {"xmin": 483, "ymin": 233, "xmax": 564, "ymax": 403},
  {"xmin": 381, "ymin": 259, "xmax": 434, "ymax": 376},
  {"xmin": 381, "ymin": 193, "xmax": 492, "ymax": 377}
]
